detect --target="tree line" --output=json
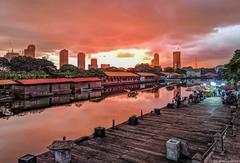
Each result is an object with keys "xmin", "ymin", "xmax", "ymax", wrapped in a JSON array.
[
  {"xmin": 0, "ymin": 55, "xmax": 223, "ymax": 80},
  {"xmin": 0, "ymin": 56, "xmax": 105, "ymax": 79},
  {"xmin": 224, "ymin": 49, "xmax": 240, "ymax": 86}
]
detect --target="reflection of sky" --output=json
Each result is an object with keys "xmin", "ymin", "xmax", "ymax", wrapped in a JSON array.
[{"xmin": 0, "ymin": 86, "xmax": 190, "ymax": 163}]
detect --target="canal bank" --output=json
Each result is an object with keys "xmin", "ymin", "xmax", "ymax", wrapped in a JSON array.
[
  {"xmin": 33, "ymin": 97, "xmax": 234, "ymax": 163},
  {"xmin": 0, "ymin": 85, "xmax": 187, "ymax": 163}
]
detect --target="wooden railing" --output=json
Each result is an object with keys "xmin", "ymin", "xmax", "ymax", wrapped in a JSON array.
[{"xmin": 202, "ymin": 124, "xmax": 231, "ymax": 161}]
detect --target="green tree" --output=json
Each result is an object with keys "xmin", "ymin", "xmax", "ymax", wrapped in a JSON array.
[
  {"xmin": 87, "ymin": 68, "xmax": 106, "ymax": 77},
  {"xmin": 134, "ymin": 63, "xmax": 162, "ymax": 75},
  {"xmin": 164, "ymin": 67, "xmax": 174, "ymax": 73},
  {"xmin": 224, "ymin": 49, "xmax": 240, "ymax": 85},
  {"xmin": 10, "ymin": 56, "xmax": 56, "ymax": 71},
  {"xmin": 0, "ymin": 57, "xmax": 10, "ymax": 71},
  {"xmin": 135, "ymin": 63, "xmax": 152, "ymax": 72},
  {"xmin": 175, "ymin": 68, "xmax": 186, "ymax": 74},
  {"xmin": 59, "ymin": 64, "xmax": 83, "ymax": 78},
  {"xmin": 151, "ymin": 66, "xmax": 162, "ymax": 75},
  {"xmin": 60, "ymin": 64, "xmax": 80, "ymax": 73},
  {"xmin": 0, "ymin": 57, "xmax": 10, "ymax": 67}
]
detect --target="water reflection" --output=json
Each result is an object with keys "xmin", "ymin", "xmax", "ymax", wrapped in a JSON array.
[
  {"xmin": 0, "ymin": 84, "xmax": 190, "ymax": 163},
  {"xmin": 0, "ymin": 91, "xmax": 102, "ymax": 117}
]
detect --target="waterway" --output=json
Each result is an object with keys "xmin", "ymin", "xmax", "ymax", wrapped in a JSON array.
[{"xmin": 0, "ymin": 84, "xmax": 191, "ymax": 163}]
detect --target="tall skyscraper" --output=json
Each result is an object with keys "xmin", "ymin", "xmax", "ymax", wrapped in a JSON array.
[
  {"xmin": 151, "ymin": 53, "xmax": 160, "ymax": 67},
  {"xmin": 173, "ymin": 51, "xmax": 181, "ymax": 69},
  {"xmin": 88, "ymin": 58, "xmax": 98, "ymax": 69},
  {"xmin": 24, "ymin": 44, "xmax": 35, "ymax": 58},
  {"xmin": 59, "ymin": 49, "xmax": 69, "ymax": 67},
  {"xmin": 77, "ymin": 52, "xmax": 85, "ymax": 69}
]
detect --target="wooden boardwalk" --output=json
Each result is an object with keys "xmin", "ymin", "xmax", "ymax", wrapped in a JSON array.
[
  {"xmin": 207, "ymin": 105, "xmax": 240, "ymax": 163},
  {"xmin": 37, "ymin": 97, "xmax": 232, "ymax": 163}
]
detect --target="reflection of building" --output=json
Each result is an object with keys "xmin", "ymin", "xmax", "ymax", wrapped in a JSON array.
[
  {"xmin": 173, "ymin": 51, "xmax": 181, "ymax": 69},
  {"xmin": 59, "ymin": 49, "xmax": 69, "ymax": 67},
  {"xmin": 24, "ymin": 44, "xmax": 35, "ymax": 58},
  {"xmin": 151, "ymin": 53, "xmax": 160, "ymax": 67},
  {"xmin": 4, "ymin": 51, "xmax": 19, "ymax": 61},
  {"xmin": 88, "ymin": 58, "xmax": 98, "ymax": 69},
  {"xmin": 101, "ymin": 64, "xmax": 110, "ymax": 69},
  {"xmin": 154, "ymin": 90, "xmax": 159, "ymax": 98},
  {"xmin": 77, "ymin": 52, "xmax": 85, "ymax": 70}
]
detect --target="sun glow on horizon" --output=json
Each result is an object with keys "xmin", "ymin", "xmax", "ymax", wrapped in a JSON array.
[{"xmin": 90, "ymin": 48, "xmax": 152, "ymax": 68}]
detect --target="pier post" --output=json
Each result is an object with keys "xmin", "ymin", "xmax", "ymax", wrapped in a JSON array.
[
  {"xmin": 213, "ymin": 133, "xmax": 223, "ymax": 153},
  {"xmin": 18, "ymin": 154, "xmax": 36, "ymax": 163},
  {"xmin": 94, "ymin": 127, "xmax": 106, "ymax": 137},
  {"xmin": 166, "ymin": 138, "xmax": 180, "ymax": 161},
  {"xmin": 128, "ymin": 115, "xmax": 138, "ymax": 125},
  {"xmin": 112, "ymin": 120, "xmax": 115, "ymax": 129},
  {"xmin": 141, "ymin": 110, "xmax": 143, "ymax": 118},
  {"xmin": 48, "ymin": 140, "xmax": 73, "ymax": 163},
  {"xmin": 154, "ymin": 108, "xmax": 161, "ymax": 115}
]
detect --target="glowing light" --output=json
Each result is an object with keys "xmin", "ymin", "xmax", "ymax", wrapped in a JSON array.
[
  {"xmin": 90, "ymin": 48, "xmax": 152, "ymax": 68},
  {"xmin": 210, "ymin": 81, "xmax": 216, "ymax": 86}
]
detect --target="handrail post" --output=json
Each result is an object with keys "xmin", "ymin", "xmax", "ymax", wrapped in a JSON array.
[
  {"xmin": 213, "ymin": 133, "xmax": 223, "ymax": 153},
  {"xmin": 112, "ymin": 120, "xmax": 115, "ymax": 129}
]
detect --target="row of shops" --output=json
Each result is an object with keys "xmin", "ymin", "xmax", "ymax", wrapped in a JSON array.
[
  {"xmin": 0, "ymin": 72, "xmax": 159, "ymax": 100},
  {"xmin": 0, "ymin": 78, "xmax": 102, "ymax": 100},
  {"xmin": 102, "ymin": 72, "xmax": 158, "ymax": 86}
]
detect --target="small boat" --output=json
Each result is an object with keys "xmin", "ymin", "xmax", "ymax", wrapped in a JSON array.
[
  {"xmin": 89, "ymin": 97, "xmax": 104, "ymax": 102},
  {"xmin": 128, "ymin": 91, "xmax": 138, "ymax": 97},
  {"xmin": 124, "ymin": 89, "xmax": 131, "ymax": 93}
]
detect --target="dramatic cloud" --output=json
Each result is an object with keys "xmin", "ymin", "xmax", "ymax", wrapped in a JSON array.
[
  {"xmin": 1, "ymin": 0, "xmax": 240, "ymax": 67},
  {"xmin": 116, "ymin": 53, "xmax": 135, "ymax": 58}
]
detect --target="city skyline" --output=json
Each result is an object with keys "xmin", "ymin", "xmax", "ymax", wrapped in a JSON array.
[
  {"xmin": 1, "ymin": 1, "xmax": 240, "ymax": 68},
  {"xmin": 0, "ymin": 44, "xmax": 225, "ymax": 69}
]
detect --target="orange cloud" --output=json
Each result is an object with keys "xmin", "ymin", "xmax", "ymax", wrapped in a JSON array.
[{"xmin": 1, "ymin": 0, "xmax": 240, "ymax": 67}]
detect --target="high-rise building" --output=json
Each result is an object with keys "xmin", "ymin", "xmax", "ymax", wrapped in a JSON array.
[
  {"xmin": 77, "ymin": 52, "xmax": 85, "ymax": 70},
  {"xmin": 24, "ymin": 44, "xmax": 35, "ymax": 58},
  {"xmin": 173, "ymin": 51, "xmax": 181, "ymax": 69},
  {"xmin": 151, "ymin": 53, "xmax": 160, "ymax": 67},
  {"xmin": 4, "ymin": 50, "xmax": 19, "ymax": 61},
  {"xmin": 101, "ymin": 64, "xmax": 110, "ymax": 69},
  {"xmin": 59, "ymin": 49, "xmax": 69, "ymax": 67},
  {"xmin": 88, "ymin": 58, "xmax": 98, "ymax": 69}
]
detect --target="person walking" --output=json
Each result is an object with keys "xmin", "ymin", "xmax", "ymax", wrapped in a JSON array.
[{"xmin": 175, "ymin": 92, "xmax": 181, "ymax": 108}]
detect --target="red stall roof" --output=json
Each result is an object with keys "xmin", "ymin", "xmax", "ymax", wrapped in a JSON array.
[
  {"xmin": 17, "ymin": 78, "xmax": 72, "ymax": 85},
  {"xmin": 17, "ymin": 77, "xmax": 101, "ymax": 85},
  {"xmin": 71, "ymin": 77, "xmax": 101, "ymax": 83}
]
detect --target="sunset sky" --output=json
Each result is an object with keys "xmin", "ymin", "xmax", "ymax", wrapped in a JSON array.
[{"xmin": 1, "ymin": 0, "xmax": 240, "ymax": 68}]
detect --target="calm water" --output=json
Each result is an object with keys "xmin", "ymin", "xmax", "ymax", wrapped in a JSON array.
[{"xmin": 0, "ymin": 85, "xmax": 190, "ymax": 163}]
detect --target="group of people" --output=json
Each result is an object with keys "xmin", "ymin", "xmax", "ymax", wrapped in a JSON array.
[
  {"xmin": 221, "ymin": 90, "xmax": 240, "ymax": 107},
  {"xmin": 188, "ymin": 90, "xmax": 204, "ymax": 104},
  {"xmin": 172, "ymin": 86, "xmax": 240, "ymax": 108},
  {"xmin": 173, "ymin": 90, "xmax": 204, "ymax": 108}
]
